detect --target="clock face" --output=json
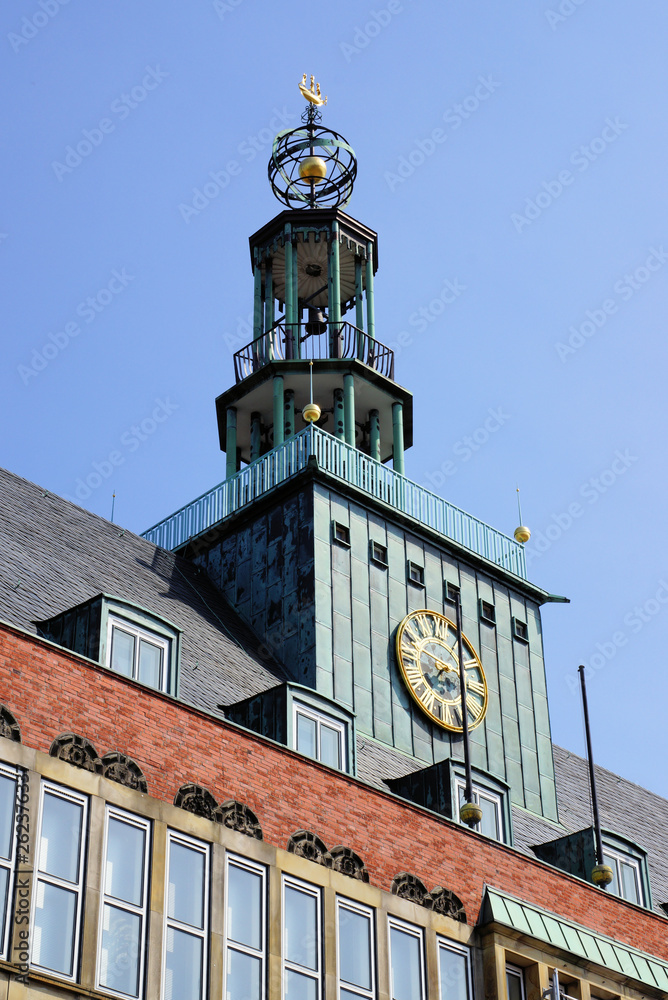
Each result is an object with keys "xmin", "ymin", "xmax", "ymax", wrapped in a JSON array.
[{"xmin": 395, "ymin": 610, "xmax": 488, "ymax": 732}]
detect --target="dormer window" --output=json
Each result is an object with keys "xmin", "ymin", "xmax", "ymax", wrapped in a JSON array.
[
  {"xmin": 293, "ymin": 701, "xmax": 347, "ymax": 771},
  {"xmin": 602, "ymin": 838, "xmax": 648, "ymax": 905},
  {"xmin": 107, "ymin": 615, "xmax": 170, "ymax": 690}
]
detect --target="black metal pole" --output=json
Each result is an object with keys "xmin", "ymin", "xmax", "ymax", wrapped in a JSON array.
[
  {"xmin": 456, "ymin": 594, "xmax": 473, "ymax": 802},
  {"xmin": 578, "ymin": 665, "xmax": 605, "ymax": 866}
]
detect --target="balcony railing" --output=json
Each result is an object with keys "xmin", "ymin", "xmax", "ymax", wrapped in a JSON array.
[
  {"xmin": 142, "ymin": 426, "xmax": 527, "ymax": 578},
  {"xmin": 233, "ymin": 321, "xmax": 395, "ymax": 382}
]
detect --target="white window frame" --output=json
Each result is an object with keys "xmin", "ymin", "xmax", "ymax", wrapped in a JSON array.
[
  {"xmin": 30, "ymin": 780, "xmax": 88, "ymax": 982},
  {"xmin": 0, "ymin": 763, "xmax": 19, "ymax": 960},
  {"xmin": 437, "ymin": 936, "xmax": 473, "ymax": 1000},
  {"xmin": 602, "ymin": 845, "xmax": 643, "ymax": 905},
  {"xmin": 336, "ymin": 896, "xmax": 375, "ymax": 1000},
  {"xmin": 293, "ymin": 701, "xmax": 347, "ymax": 771},
  {"xmin": 455, "ymin": 777, "xmax": 504, "ymax": 841},
  {"xmin": 388, "ymin": 916, "xmax": 425, "ymax": 1000},
  {"xmin": 282, "ymin": 874, "xmax": 322, "ymax": 1000},
  {"xmin": 223, "ymin": 853, "xmax": 267, "ymax": 1000},
  {"xmin": 505, "ymin": 964, "xmax": 526, "ymax": 1000},
  {"xmin": 162, "ymin": 830, "xmax": 209, "ymax": 1000},
  {"xmin": 96, "ymin": 805, "xmax": 151, "ymax": 1000},
  {"xmin": 107, "ymin": 614, "xmax": 170, "ymax": 691}
]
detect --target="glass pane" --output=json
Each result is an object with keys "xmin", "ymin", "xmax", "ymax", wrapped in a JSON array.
[
  {"xmin": 296, "ymin": 713, "xmax": 316, "ymax": 758},
  {"xmin": 439, "ymin": 945, "xmax": 468, "ymax": 1000},
  {"xmin": 32, "ymin": 880, "xmax": 76, "ymax": 976},
  {"xmin": 99, "ymin": 904, "xmax": 141, "ymax": 997},
  {"xmin": 0, "ymin": 775, "xmax": 16, "ymax": 859},
  {"xmin": 320, "ymin": 724, "xmax": 342, "ymax": 769},
  {"xmin": 0, "ymin": 867, "xmax": 9, "ymax": 946},
  {"xmin": 138, "ymin": 639, "xmax": 163, "ymax": 688},
  {"xmin": 285, "ymin": 969, "xmax": 317, "ymax": 1000},
  {"xmin": 165, "ymin": 926, "xmax": 203, "ymax": 1000},
  {"xmin": 40, "ymin": 792, "xmax": 83, "ymax": 882},
  {"xmin": 227, "ymin": 947, "xmax": 261, "ymax": 1000},
  {"xmin": 111, "ymin": 627, "xmax": 135, "ymax": 677},
  {"xmin": 390, "ymin": 926, "xmax": 422, "ymax": 1000},
  {"xmin": 506, "ymin": 971, "xmax": 523, "ymax": 1000},
  {"xmin": 106, "ymin": 817, "xmax": 145, "ymax": 905},
  {"xmin": 478, "ymin": 794, "xmax": 500, "ymax": 840},
  {"xmin": 620, "ymin": 861, "xmax": 640, "ymax": 903},
  {"xmin": 342, "ymin": 991, "xmax": 365, "ymax": 1000},
  {"xmin": 168, "ymin": 841, "xmax": 205, "ymax": 929},
  {"xmin": 228, "ymin": 863, "xmax": 262, "ymax": 950},
  {"xmin": 602, "ymin": 853, "xmax": 619, "ymax": 896},
  {"xmin": 285, "ymin": 885, "xmax": 318, "ymax": 970},
  {"xmin": 338, "ymin": 906, "xmax": 371, "ymax": 989}
]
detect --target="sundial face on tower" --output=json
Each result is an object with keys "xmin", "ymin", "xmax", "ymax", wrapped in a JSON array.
[{"xmin": 395, "ymin": 610, "xmax": 488, "ymax": 732}]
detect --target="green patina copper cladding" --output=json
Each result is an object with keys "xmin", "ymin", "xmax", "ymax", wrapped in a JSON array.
[
  {"xmin": 264, "ymin": 257, "xmax": 274, "ymax": 353},
  {"xmin": 226, "ymin": 407, "xmax": 237, "ymax": 479},
  {"xmin": 369, "ymin": 409, "xmax": 380, "ymax": 462},
  {"xmin": 355, "ymin": 256, "xmax": 364, "ymax": 337},
  {"xmin": 343, "ymin": 374, "xmax": 355, "ymax": 447},
  {"xmin": 250, "ymin": 411, "xmax": 262, "ymax": 462},
  {"xmin": 333, "ymin": 388, "xmax": 345, "ymax": 441},
  {"xmin": 291, "ymin": 240, "xmax": 299, "ymax": 357},
  {"xmin": 392, "ymin": 401, "xmax": 405, "ymax": 475},
  {"xmin": 284, "ymin": 389, "xmax": 295, "ymax": 438},
  {"xmin": 328, "ymin": 222, "xmax": 342, "ymax": 357},
  {"xmin": 253, "ymin": 259, "xmax": 263, "ymax": 341},
  {"xmin": 284, "ymin": 222, "xmax": 294, "ymax": 328},
  {"xmin": 273, "ymin": 376, "xmax": 284, "ymax": 447},
  {"xmin": 365, "ymin": 241, "xmax": 375, "ymax": 343}
]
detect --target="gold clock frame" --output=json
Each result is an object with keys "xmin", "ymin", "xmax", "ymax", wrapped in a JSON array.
[{"xmin": 395, "ymin": 609, "xmax": 488, "ymax": 733}]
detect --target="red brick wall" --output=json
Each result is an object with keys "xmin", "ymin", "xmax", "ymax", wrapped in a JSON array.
[{"xmin": 2, "ymin": 622, "xmax": 666, "ymax": 960}]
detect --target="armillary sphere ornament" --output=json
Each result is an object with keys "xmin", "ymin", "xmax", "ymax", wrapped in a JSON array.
[{"xmin": 268, "ymin": 75, "xmax": 357, "ymax": 210}]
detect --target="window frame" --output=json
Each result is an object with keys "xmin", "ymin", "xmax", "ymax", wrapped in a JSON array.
[
  {"xmin": 437, "ymin": 935, "xmax": 473, "ymax": 1000},
  {"xmin": 333, "ymin": 522, "xmax": 351, "ymax": 548},
  {"xmin": 387, "ymin": 915, "xmax": 426, "ymax": 1000},
  {"xmin": 479, "ymin": 599, "xmax": 496, "ymax": 625},
  {"xmin": 407, "ymin": 561, "xmax": 425, "ymax": 587},
  {"xmin": 223, "ymin": 852, "xmax": 267, "ymax": 1000},
  {"xmin": 292, "ymin": 700, "xmax": 347, "ymax": 772},
  {"xmin": 505, "ymin": 964, "xmax": 526, "ymax": 1000},
  {"xmin": 282, "ymin": 874, "xmax": 322, "ymax": 1000},
  {"xmin": 30, "ymin": 779, "xmax": 88, "ymax": 983},
  {"xmin": 336, "ymin": 896, "xmax": 376, "ymax": 1000},
  {"xmin": 0, "ymin": 763, "xmax": 19, "ymax": 961},
  {"xmin": 106, "ymin": 613, "xmax": 171, "ymax": 692},
  {"xmin": 369, "ymin": 540, "xmax": 388, "ymax": 567},
  {"xmin": 602, "ymin": 844, "xmax": 643, "ymax": 905},
  {"xmin": 162, "ymin": 829, "xmax": 210, "ymax": 1000},
  {"xmin": 96, "ymin": 805, "xmax": 151, "ymax": 1000},
  {"xmin": 454, "ymin": 777, "xmax": 504, "ymax": 841}
]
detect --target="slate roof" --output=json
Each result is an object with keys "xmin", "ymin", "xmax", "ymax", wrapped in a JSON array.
[{"xmin": 1, "ymin": 466, "xmax": 667, "ymax": 917}]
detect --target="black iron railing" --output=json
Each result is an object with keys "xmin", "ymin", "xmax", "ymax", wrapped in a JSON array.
[{"xmin": 233, "ymin": 322, "xmax": 395, "ymax": 382}]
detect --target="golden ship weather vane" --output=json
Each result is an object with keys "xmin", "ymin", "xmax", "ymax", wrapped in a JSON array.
[{"xmin": 299, "ymin": 74, "xmax": 327, "ymax": 107}]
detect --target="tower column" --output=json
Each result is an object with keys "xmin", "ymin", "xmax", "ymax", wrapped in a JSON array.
[
  {"xmin": 292, "ymin": 239, "xmax": 299, "ymax": 358},
  {"xmin": 264, "ymin": 257, "xmax": 274, "ymax": 360},
  {"xmin": 365, "ymin": 241, "xmax": 375, "ymax": 344},
  {"xmin": 343, "ymin": 374, "xmax": 355, "ymax": 448},
  {"xmin": 284, "ymin": 389, "xmax": 295, "ymax": 438},
  {"xmin": 369, "ymin": 409, "xmax": 381, "ymax": 462},
  {"xmin": 392, "ymin": 402, "xmax": 405, "ymax": 475},
  {"xmin": 284, "ymin": 225, "xmax": 294, "ymax": 359},
  {"xmin": 226, "ymin": 407, "xmax": 238, "ymax": 479},
  {"xmin": 273, "ymin": 376, "xmax": 284, "ymax": 448},
  {"xmin": 355, "ymin": 256, "xmax": 364, "ymax": 359},
  {"xmin": 333, "ymin": 388, "xmax": 345, "ymax": 441},
  {"xmin": 329, "ymin": 223, "xmax": 341, "ymax": 357},
  {"xmin": 250, "ymin": 412, "xmax": 262, "ymax": 462},
  {"xmin": 253, "ymin": 256, "xmax": 263, "ymax": 341}
]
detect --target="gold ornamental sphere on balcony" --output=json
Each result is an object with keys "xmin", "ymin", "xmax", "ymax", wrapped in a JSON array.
[
  {"xmin": 459, "ymin": 801, "xmax": 483, "ymax": 827},
  {"xmin": 302, "ymin": 402, "xmax": 322, "ymax": 423},
  {"xmin": 299, "ymin": 156, "xmax": 327, "ymax": 184},
  {"xmin": 514, "ymin": 525, "xmax": 531, "ymax": 543}
]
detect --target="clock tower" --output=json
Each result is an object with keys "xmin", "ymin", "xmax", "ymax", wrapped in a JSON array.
[{"xmin": 144, "ymin": 79, "xmax": 561, "ymax": 830}]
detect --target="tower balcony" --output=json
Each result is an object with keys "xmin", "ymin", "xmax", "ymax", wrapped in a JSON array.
[
  {"xmin": 233, "ymin": 321, "xmax": 394, "ymax": 383},
  {"xmin": 142, "ymin": 425, "xmax": 527, "ymax": 579}
]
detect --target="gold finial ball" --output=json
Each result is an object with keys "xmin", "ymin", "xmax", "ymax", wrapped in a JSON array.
[
  {"xmin": 459, "ymin": 801, "xmax": 483, "ymax": 828},
  {"xmin": 302, "ymin": 402, "xmax": 322, "ymax": 423},
  {"xmin": 514, "ymin": 525, "xmax": 531, "ymax": 544},
  {"xmin": 299, "ymin": 156, "xmax": 327, "ymax": 184},
  {"xmin": 592, "ymin": 864, "xmax": 614, "ymax": 887}
]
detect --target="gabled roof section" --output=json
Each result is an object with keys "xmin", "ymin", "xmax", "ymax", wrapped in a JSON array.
[{"xmin": 0, "ymin": 467, "xmax": 288, "ymax": 713}]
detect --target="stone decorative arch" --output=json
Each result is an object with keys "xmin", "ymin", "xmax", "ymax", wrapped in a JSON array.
[
  {"xmin": 174, "ymin": 783, "xmax": 218, "ymax": 820},
  {"xmin": 327, "ymin": 846, "xmax": 369, "ymax": 882},
  {"xmin": 426, "ymin": 887, "xmax": 467, "ymax": 923},
  {"xmin": 391, "ymin": 872, "xmax": 429, "ymax": 904},
  {"xmin": 101, "ymin": 752, "xmax": 148, "ymax": 793},
  {"xmin": 49, "ymin": 733, "xmax": 102, "ymax": 772},
  {"xmin": 0, "ymin": 705, "xmax": 21, "ymax": 743},
  {"xmin": 214, "ymin": 800, "xmax": 262, "ymax": 840},
  {"xmin": 287, "ymin": 830, "xmax": 329, "ymax": 865}
]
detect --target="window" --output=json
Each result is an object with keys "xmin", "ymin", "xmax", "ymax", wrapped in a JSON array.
[
  {"xmin": 97, "ymin": 807, "xmax": 151, "ymax": 999},
  {"xmin": 438, "ymin": 938, "xmax": 472, "ymax": 1000},
  {"xmin": 512, "ymin": 617, "xmax": 528, "ymax": 642},
  {"xmin": 407, "ymin": 562, "xmax": 424, "ymax": 587},
  {"xmin": 479, "ymin": 600, "xmax": 496, "ymax": 625},
  {"xmin": 163, "ymin": 831, "xmax": 209, "ymax": 1000},
  {"xmin": 337, "ymin": 898, "xmax": 375, "ymax": 1000},
  {"xmin": 602, "ymin": 846, "xmax": 643, "ymax": 905},
  {"xmin": 0, "ymin": 764, "xmax": 19, "ymax": 960},
  {"xmin": 224, "ymin": 854, "xmax": 266, "ymax": 1000},
  {"xmin": 455, "ymin": 779, "xmax": 503, "ymax": 841},
  {"xmin": 293, "ymin": 702, "xmax": 347, "ymax": 770},
  {"xmin": 506, "ymin": 965, "xmax": 525, "ymax": 1000},
  {"xmin": 282, "ymin": 876, "xmax": 322, "ymax": 1000},
  {"xmin": 31, "ymin": 782, "xmax": 87, "ymax": 980},
  {"xmin": 370, "ymin": 541, "xmax": 388, "ymax": 567},
  {"xmin": 333, "ymin": 522, "xmax": 351, "ymax": 547},
  {"xmin": 107, "ymin": 614, "xmax": 170, "ymax": 691},
  {"xmin": 444, "ymin": 582, "xmax": 460, "ymax": 605},
  {"xmin": 388, "ymin": 917, "xmax": 425, "ymax": 1000}
]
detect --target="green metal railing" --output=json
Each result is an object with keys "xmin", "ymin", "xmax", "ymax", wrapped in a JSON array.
[{"xmin": 142, "ymin": 426, "xmax": 526, "ymax": 578}]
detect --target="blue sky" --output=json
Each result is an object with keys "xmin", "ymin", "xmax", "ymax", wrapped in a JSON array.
[{"xmin": 3, "ymin": 1, "xmax": 668, "ymax": 798}]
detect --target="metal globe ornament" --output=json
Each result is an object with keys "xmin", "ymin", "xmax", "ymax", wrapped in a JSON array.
[
  {"xmin": 514, "ymin": 525, "xmax": 531, "ymax": 543},
  {"xmin": 302, "ymin": 402, "xmax": 322, "ymax": 424},
  {"xmin": 591, "ymin": 863, "xmax": 614, "ymax": 888},
  {"xmin": 298, "ymin": 156, "xmax": 327, "ymax": 184},
  {"xmin": 459, "ymin": 800, "xmax": 483, "ymax": 828}
]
